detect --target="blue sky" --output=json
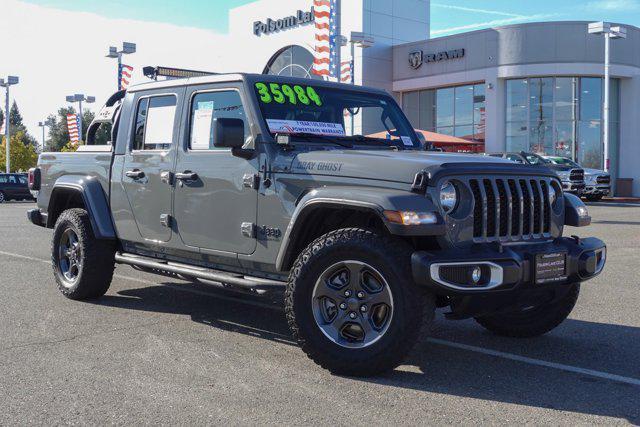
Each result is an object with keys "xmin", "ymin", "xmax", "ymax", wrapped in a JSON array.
[{"xmin": 21, "ymin": 0, "xmax": 640, "ymax": 36}]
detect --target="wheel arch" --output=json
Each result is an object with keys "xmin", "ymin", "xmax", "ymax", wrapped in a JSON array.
[
  {"xmin": 46, "ymin": 176, "xmax": 116, "ymax": 239},
  {"xmin": 275, "ymin": 187, "xmax": 444, "ymax": 272}
]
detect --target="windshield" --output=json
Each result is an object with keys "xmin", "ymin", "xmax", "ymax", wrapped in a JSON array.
[
  {"xmin": 547, "ymin": 157, "xmax": 580, "ymax": 167},
  {"xmin": 524, "ymin": 154, "xmax": 551, "ymax": 165},
  {"xmin": 252, "ymin": 80, "xmax": 420, "ymax": 149}
]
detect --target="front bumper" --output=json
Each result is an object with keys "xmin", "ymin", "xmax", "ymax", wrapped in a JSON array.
[
  {"xmin": 584, "ymin": 185, "xmax": 611, "ymax": 196},
  {"xmin": 412, "ymin": 237, "xmax": 606, "ymax": 317},
  {"xmin": 562, "ymin": 181, "xmax": 586, "ymax": 194},
  {"xmin": 413, "ymin": 237, "xmax": 606, "ymax": 294}
]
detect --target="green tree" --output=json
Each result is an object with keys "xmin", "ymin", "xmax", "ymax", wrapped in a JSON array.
[
  {"xmin": 46, "ymin": 107, "xmax": 97, "ymax": 151},
  {"xmin": 8, "ymin": 101, "xmax": 37, "ymax": 147},
  {"xmin": 0, "ymin": 131, "xmax": 38, "ymax": 172}
]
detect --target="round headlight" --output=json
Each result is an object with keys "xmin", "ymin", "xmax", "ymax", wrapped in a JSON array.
[
  {"xmin": 548, "ymin": 185, "xmax": 557, "ymax": 205},
  {"xmin": 440, "ymin": 181, "xmax": 458, "ymax": 213}
]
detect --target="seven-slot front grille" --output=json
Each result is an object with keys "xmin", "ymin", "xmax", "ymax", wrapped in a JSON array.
[
  {"xmin": 596, "ymin": 175, "xmax": 611, "ymax": 184},
  {"xmin": 468, "ymin": 177, "xmax": 552, "ymax": 242}
]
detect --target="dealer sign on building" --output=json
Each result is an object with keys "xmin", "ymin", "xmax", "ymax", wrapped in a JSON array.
[{"xmin": 408, "ymin": 48, "xmax": 465, "ymax": 69}]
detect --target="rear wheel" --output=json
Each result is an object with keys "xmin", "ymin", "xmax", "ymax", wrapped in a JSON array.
[
  {"xmin": 0, "ymin": 191, "xmax": 5, "ymax": 203},
  {"xmin": 474, "ymin": 283, "xmax": 580, "ymax": 338},
  {"xmin": 52, "ymin": 209, "xmax": 115, "ymax": 300},
  {"xmin": 286, "ymin": 228, "xmax": 435, "ymax": 376}
]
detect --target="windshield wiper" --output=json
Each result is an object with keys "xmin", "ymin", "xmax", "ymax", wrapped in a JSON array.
[
  {"xmin": 288, "ymin": 133, "xmax": 353, "ymax": 148},
  {"xmin": 338, "ymin": 134, "xmax": 406, "ymax": 150}
]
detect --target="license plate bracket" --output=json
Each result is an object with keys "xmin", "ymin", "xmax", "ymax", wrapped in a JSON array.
[{"xmin": 535, "ymin": 252, "xmax": 567, "ymax": 284}]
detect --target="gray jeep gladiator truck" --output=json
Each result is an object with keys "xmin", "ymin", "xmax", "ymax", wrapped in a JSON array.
[{"xmin": 27, "ymin": 74, "xmax": 606, "ymax": 376}]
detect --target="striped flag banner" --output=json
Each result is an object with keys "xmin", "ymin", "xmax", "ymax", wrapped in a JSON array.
[
  {"xmin": 312, "ymin": 0, "xmax": 338, "ymax": 79},
  {"xmin": 66, "ymin": 114, "xmax": 80, "ymax": 144},
  {"xmin": 119, "ymin": 64, "xmax": 134, "ymax": 90},
  {"xmin": 340, "ymin": 60, "xmax": 352, "ymax": 83}
]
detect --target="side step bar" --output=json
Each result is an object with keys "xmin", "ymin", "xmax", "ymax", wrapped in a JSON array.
[{"xmin": 114, "ymin": 252, "xmax": 286, "ymax": 290}]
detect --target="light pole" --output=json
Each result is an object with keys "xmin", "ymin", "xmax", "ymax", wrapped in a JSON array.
[
  {"xmin": 106, "ymin": 42, "xmax": 136, "ymax": 90},
  {"xmin": 0, "ymin": 75, "xmax": 19, "ymax": 173},
  {"xmin": 343, "ymin": 32, "xmax": 374, "ymax": 134},
  {"xmin": 588, "ymin": 22, "xmax": 627, "ymax": 172},
  {"xmin": 38, "ymin": 118, "xmax": 54, "ymax": 151},
  {"xmin": 65, "ymin": 94, "xmax": 95, "ymax": 143}
]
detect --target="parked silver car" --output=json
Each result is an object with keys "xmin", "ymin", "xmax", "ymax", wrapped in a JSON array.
[{"xmin": 543, "ymin": 156, "xmax": 611, "ymax": 201}]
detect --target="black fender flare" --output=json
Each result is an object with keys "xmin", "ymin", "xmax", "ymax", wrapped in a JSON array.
[
  {"xmin": 275, "ymin": 187, "xmax": 445, "ymax": 272},
  {"xmin": 564, "ymin": 193, "xmax": 591, "ymax": 227},
  {"xmin": 47, "ymin": 176, "xmax": 116, "ymax": 239}
]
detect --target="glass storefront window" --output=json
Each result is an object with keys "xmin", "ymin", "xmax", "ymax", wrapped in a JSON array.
[
  {"xmin": 555, "ymin": 77, "xmax": 578, "ymax": 121},
  {"xmin": 436, "ymin": 88, "xmax": 454, "ymax": 128},
  {"xmin": 580, "ymin": 77, "xmax": 602, "ymax": 121},
  {"xmin": 454, "ymin": 85, "xmax": 474, "ymax": 126},
  {"xmin": 578, "ymin": 120, "xmax": 602, "ymax": 169},
  {"xmin": 529, "ymin": 78, "xmax": 554, "ymax": 122},
  {"xmin": 505, "ymin": 76, "xmax": 619, "ymax": 171},
  {"xmin": 402, "ymin": 83, "xmax": 485, "ymax": 143},
  {"xmin": 506, "ymin": 79, "xmax": 528, "ymax": 123}
]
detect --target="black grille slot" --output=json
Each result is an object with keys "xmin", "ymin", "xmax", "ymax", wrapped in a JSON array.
[
  {"xmin": 597, "ymin": 175, "xmax": 610, "ymax": 184},
  {"xmin": 497, "ymin": 180, "xmax": 509, "ymax": 237},
  {"xmin": 540, "ymin": 180, "xmax": 551, "ymax": 232},
  {"xmin": 508, "ymin": 179, "xmax": 520, "ymax": 236},
  {"xmin": 483, "ymin": 179, "xmax": 497, "ymax": 237},
  {"xmin": 470, "ymin": 180, "xmax": 483, "ymax": 238},
  {"xmin": 439, "ymin": 266, "xmax": 469, "ymax": 285},
  {"xmin": 570, "ymin": 169, "xmax": 584, "ymax": 182},
  {"xmin": 519, "ymin": 180, "xmax": 532, "ymax": 236},
  {"xmin": 530, "ymin": 180, "xmax": 542, "ymax": 234}
]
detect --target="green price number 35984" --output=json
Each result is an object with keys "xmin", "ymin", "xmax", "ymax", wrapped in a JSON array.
[{"xmin": 255, "ymin": 83, "xmax": 322, "ymax": 107}]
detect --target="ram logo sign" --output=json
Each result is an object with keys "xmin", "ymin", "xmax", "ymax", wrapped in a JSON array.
[{"xmin": 408, "ymin": 48, "xmax": 465, "ymax": 69}]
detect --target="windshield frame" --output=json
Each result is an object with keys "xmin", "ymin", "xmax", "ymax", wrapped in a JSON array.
[{"xmin": 244, "ymin": 75, "xmax": 422, "ymax": 149}]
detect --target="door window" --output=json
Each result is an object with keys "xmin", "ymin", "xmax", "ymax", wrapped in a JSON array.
[
  {"xmin": 0, "ymin": 175, "xmax": 6, "ymax": 183},
  {"xmin": 8, "ymin": 176, "xmax": 17, "ymax": 184},
  {"xmin": 132, "ymin": 95, "xmax": 177, "ymax": 151},
  {"xmin": 506, "ymin": 154, "xmax": 525, "ymax": 164},
  {"xmin": 189, "ymin": 91, "xmax": 249, "ymax": 150},
  {"xmin": 18, "ymin": 176, "xmax": 27, "ymax": 184}
]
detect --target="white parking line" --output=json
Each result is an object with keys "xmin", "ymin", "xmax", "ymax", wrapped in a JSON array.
[
  {"xmin": 427, "ymin": 338, "xmax": 640, "ymax": 387},
  {"xmin": 1, "ymin": 249, "xmax": 640, "ymax": 387}
]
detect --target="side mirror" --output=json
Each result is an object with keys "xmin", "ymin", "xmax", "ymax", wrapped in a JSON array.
[{"xmin": 213, "ymin": 118, "xmax": 245, "ymax": 149}]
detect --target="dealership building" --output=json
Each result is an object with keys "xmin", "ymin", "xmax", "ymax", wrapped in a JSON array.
[{"xmin": 214, "ymin": 0, "xmax": 640, "ymax": 196}]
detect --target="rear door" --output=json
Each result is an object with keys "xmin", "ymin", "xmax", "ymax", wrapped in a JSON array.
[
  {"xmin": 15, "ymin": 175, "xmax": 30, "ymax": 198},
  {"xmin": 121, "ymin": 89, "xmax": 183, "ymax": 243},
  {"xmin": 172, "ymin": 84, "xmax": 259, "ymax": 255}
]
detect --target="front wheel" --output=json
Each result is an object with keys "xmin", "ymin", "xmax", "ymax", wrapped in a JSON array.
[
  {"xmin": 0, "ymin": 191, "xmax": 5, "ymax": 203},
  {"xmin": 52, "ymin": 208, "xmax": 115, "ymax": 300},
  {"xmin": 285, "ymin": 228, "xmax": 435, "ymax": 376},
  {"xmin": 474, "ymin": 283, "xmax": 580, "ymax": 338}
]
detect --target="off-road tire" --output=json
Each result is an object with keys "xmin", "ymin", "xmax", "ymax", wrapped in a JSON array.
[
  {"xmin": 474, "ymin": 283, "xmax": 580, "ymax": 338},
  {"xmin": 51, "ymin": 208, "xmax": 115, "ymax": 300},
  {"xmin": 285, "ymin": 228, "xmax": 435, "ymax": 376}
]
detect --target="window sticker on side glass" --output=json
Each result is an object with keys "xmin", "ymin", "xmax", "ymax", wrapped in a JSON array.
[
  {"xmin": 267, "ymin": 119, "xmax": 345, "ymax": 136},
  {"xmin": 191, "ymin": 108, "xmax": 214, "ymax": 150},
  {"xmin": 400, "ymin": 136, "xmax": 413, "ymax": 146}
]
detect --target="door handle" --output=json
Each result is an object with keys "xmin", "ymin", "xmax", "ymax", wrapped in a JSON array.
[
  {"xmin": 175, "ymin": 172, "xmax": 198, "ymax": 181},
  {"xmin": 125, "ymin": 170, "xmax": 145, "ymax": 179}
]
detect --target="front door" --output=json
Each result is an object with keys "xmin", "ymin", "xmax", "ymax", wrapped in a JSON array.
[
  {"xmin": 122, "ymin": 91, "xmax": 182, "ymax": 243},
  {"xmin": 173, "ymin": 86, "xmax": 258, "ymax": 255}
]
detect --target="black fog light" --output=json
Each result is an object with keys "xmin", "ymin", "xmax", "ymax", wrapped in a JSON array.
[
  {"xmin": 579, "ymin": 249, "xmax": 605, "ymax": 277},
  {"xmin": 469, "ymin": 266, "xmax": 482, "ymax": 284}
]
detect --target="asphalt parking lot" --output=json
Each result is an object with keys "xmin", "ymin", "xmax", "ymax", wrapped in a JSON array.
[{"xmin": 1, "ymin": 201, "xmax": 639, "ymax": 424}]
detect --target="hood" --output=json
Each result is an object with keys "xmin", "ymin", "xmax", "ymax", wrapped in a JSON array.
[
  {"xmin": 286, "ymin": 149, "xmax": 519, "ymax": 183},
  {"xmin": 543, "ymin": 164, "xmax": 578, "ymax": 172},
  {"xmin": 583, "ymin": 167, "xmax": 608, "ymax": 176}
]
